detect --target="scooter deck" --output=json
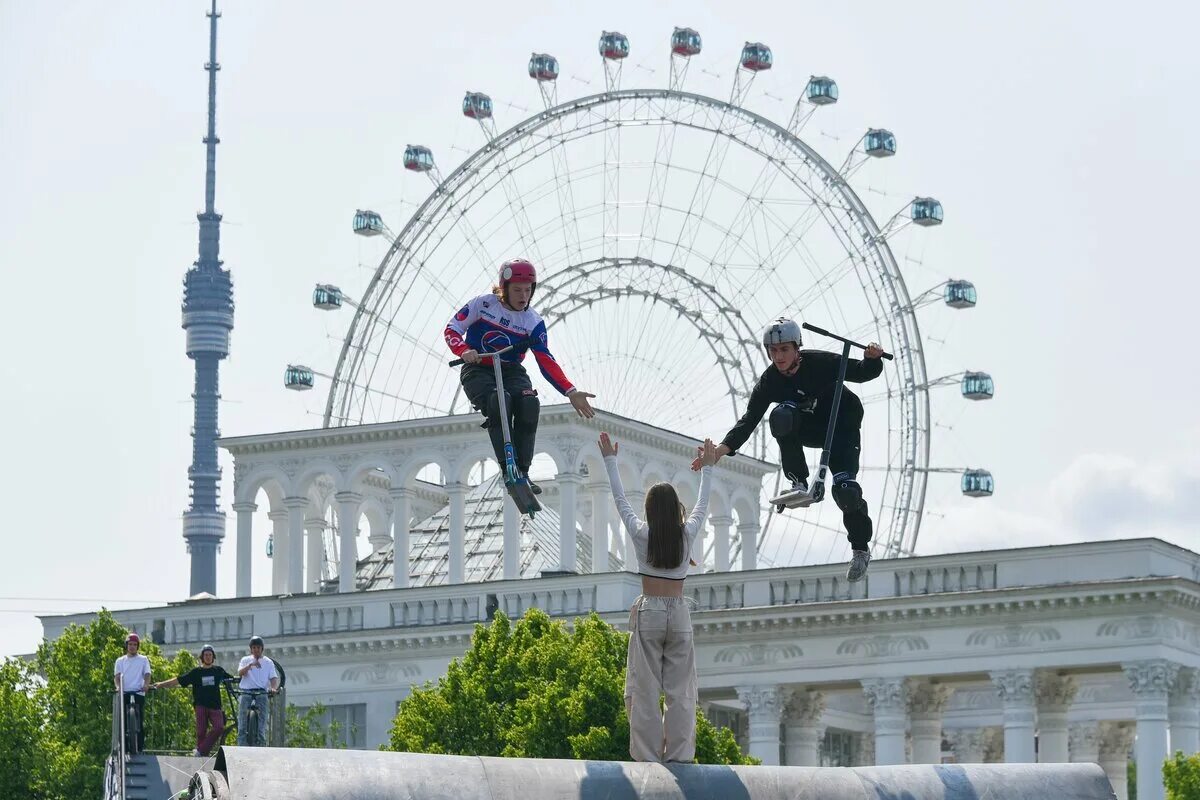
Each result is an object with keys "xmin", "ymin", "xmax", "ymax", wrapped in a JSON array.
[
  {"xmin": 506, "ymin": 478, "xmax": 542, "ymax": 516},
  {"xmin": 770, "ymin": 488, "xmax": 821, "ymax": 510}
]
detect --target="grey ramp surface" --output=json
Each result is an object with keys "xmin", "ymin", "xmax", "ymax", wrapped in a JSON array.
[
  {"xmin": 126, "ymin": 754, "xmax": 207, "ymax": 800},
  {"xmin": 198, "ymin": 748, "xmax": 1115, "ymax": 800}
]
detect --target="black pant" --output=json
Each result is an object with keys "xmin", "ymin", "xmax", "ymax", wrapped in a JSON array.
[
  {"xmin": 460, "ymin": 362, "xmax": 538, "ymax": 472},
  {"xmin": 123, "ymin": 691, "xmax": 146, "ymax": 753},
  {"xmin": 773, "ymin": 387, "xmax": 872, "ymax": 550}
]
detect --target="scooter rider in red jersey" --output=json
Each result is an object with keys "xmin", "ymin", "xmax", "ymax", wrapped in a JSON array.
[{"xmin": 444, "ymin": 259, "xmax": 596, "ymax": 493}]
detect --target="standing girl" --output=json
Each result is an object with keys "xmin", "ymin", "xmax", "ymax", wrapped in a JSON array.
[{"xmin": 599, "ymin": 431, "xmax": 716, "ymax": 763}]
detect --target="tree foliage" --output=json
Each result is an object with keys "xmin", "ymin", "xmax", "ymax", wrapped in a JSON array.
[
  {"xmin": 387, "ymin": 609, "xmax": 754, "ymax": 764},
  {"xmin": 1164, "ymin": 751, "xmax": 1200, "ymax": 800}
]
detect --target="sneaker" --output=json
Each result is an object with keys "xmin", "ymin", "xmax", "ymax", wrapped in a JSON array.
[
  {"xmin": 190, "ymin": 748, "xmax": 202, "ymax": 757},
  {"xmin": 846, "ymin": 549, "xmax": 872, "ymax": 582},
  {"xmin": 527, "ymin": 479, "xmax": 542, "ymax": 495},
  {"xmin": 792, "ymin": 479, "xmax": 809, "ymax": 493}
]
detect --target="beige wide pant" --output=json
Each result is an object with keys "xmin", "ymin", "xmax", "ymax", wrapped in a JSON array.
[{"xmin": 625, "ymin": 595, "xmax": 698, "ymax": 762}]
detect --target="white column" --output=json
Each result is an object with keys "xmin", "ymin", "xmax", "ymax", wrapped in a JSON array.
[
  {"xmin": 445, "ymin": 482, "xmax": 467, "ymax": 584},
  {"xmin": 991, "ymin": 669, "xmax": 1036, "ymax": 763},
  {"xmin": 783, "ymin": 689, "xmax": 825, "ymax": 766},
  {"xmin": 503, "ymin": 494, "xmax": 520, "ymax": 579},
  {"xmin": 268, "ymin": 509, "xmax": 288, "ymax": 595},
  {"xmin": 283, "ymin": 496, "xmax": 308, "ymax": 594},
  {"xmin": 1099, "ymin": 721, "xmax": 1136, "ymax": 800},
  {"xmin": 232, "ymin": 502, "xmax": 256, "ymax": 598},
  {"xmin": 710, "ymin": 515, "xmax": 733, "ymax": 573},
  {"xmin": 1069, "ymin": 721, "xmax": 1101, "ymax": 765},
  {"xmin": 1125, "ymin": 659, "xmax": 1179, "ymax": 800},
  {"xmin": 738, "ymin": 519, "xmax": 759, "ymax": 571},
  {"xmin": 334, "ymin": 491, "xmax": 362, "ymax": 593},
  {"xmin": 862, "ymin": 678, "xmax": 908, "ymax": 765},
  {"xmin": 737, "ymin": 685, "xmax": 790, "ymax": 766},
  {"xmin": 908, "ymin": 680, "xmax": 954, "ymax": 764},
  {"xmin": 556, "ymin": 471, "xmax": 582, "ymax": 573},
  {"xmin": 588, "ymin": 483, "xmax": 610, "ymax": 573},
  {"xmin": 304, "ymin": 517, "xmax": 326, "ymax": 593},
  {"xmin": 947, "ymin": 728, "xmax": 987, "ymax": 763},
  {"xmin": 1170, "ymin": 667, "xmax": 1200, "ymax": 755},
  {"xmin": 388, "ymin": 487, "xmax": 413, "ymax": 589},
  {"xmin": 857, "ymin": 732, "xmax": 875, "ymax": 767},
  {"xmin": 624, "ymin": 490, "xmax": 644, "ymax": 572},
  {"xmin": 1036, "ymin": 671, "xmax": 1077, "ymax": 763}
]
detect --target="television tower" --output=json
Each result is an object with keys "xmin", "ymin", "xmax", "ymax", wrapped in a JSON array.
[{"xmin": 181, "ymin": 0, "xmax": 234, "ymax": 596}]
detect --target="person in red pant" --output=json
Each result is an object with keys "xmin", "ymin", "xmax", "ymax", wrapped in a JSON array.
[{"xmin": 153, "ymin": 644, "xmax": 231, "ymax": 757}]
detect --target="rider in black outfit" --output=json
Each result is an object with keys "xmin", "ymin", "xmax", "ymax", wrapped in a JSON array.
[{"xmin": 693, "ymin": 318, "xmax": 884, "ymax": 581}]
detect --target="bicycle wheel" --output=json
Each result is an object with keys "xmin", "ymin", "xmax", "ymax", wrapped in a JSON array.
[
  {"xmin": 125, "ymin": 701, "xmax": 141, "ymax": 756},
  {"xmin": 246, "ymin": 706, "xmax": 259, "ymax": 747}
]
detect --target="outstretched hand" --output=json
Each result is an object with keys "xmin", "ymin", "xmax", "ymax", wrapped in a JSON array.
[
  {"xmin": 690, "ymin": 439, "xmax": 725, "ymax": 471},
  {"xmin": 598, "ymin": 432, "xmax": 618, "ymax": 458},
  {"xmin": 569, "ymin": 389, "xmax": 597, "ymax": 419}
]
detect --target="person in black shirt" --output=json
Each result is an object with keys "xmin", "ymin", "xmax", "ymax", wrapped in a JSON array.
[
  {"xmin": 692, "ymin": 317, "xmax": 884, "ymax": 581},
  {"xmin": 153, "ymin": 644, "xmax": 231, "ymax": 756}
]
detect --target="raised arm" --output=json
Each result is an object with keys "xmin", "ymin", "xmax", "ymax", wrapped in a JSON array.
[
  {"xmin": 599, "ymin": 433, "xmax": 643, "ymax": 535},
  {"xmin": 684, "ymin": 465, "xmax": 712, "ymax": 540}
]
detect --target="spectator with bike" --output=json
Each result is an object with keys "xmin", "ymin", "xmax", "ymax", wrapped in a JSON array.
[
  {"xmin": 113, "ymin": 632, "xmax": 151, "ymax": 756},
  {"xmin": 234, "ymin": 635, "xmax": 278, "ymax": 746},
  {"xmin": 152, "ymin": 644, "xmax": 230, "ymax": 756}
]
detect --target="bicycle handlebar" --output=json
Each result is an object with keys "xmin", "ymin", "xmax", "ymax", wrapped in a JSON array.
[{"xmin": 802, "ymin": 322, "xmax": 894, "ymax": 360}]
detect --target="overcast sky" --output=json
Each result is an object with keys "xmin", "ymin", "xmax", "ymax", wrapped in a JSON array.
[{"xmin": 3, "ymin": 1, "xmax": 1199, "ymax": 658}]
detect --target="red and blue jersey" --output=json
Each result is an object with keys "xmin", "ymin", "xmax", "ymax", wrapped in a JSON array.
[{"xmin": 444, "ymin": 294, "xmax": 576, "ymax": 395}]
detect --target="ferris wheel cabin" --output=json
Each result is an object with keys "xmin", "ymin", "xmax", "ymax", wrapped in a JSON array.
[
  {"xmin": 462, "ymin": 92, "xmax": 493, "ymax": 120},
  {"xmin": 313, "ymin": 284, "xmax": 343, "ymax": 311},
  {"xmin": 671, "ymin": 27, "xmax": 702, "ymax": 57},
  {"xmin": 806, "ymin": 76, "xmax": 839, "ymax": 105},
  {"xmin": 961, "ymin": 372, "xmax": 994, "ymax": 401},
  {"xmin": 740, "ymin": 42, "xmax": 773, "ymax": 71},
  {"xmin": 944, "ymin": 280, "xmax": 978, "ymax": 309},
  {"xmin": 911, "ymin": 197, "xmax": 944, "ymax": 226},
  {"xmin": 403, "ymin": 145, "xmax": 435, "ymax": 173},
  {"xmin": 285, "ymin": 364, "xmax": 315, "ymax": 391},
  {"xmin": 529, "ymin": 53, "xmax": 559, "ymax": 82},
  {"xmin": 352, "ymin": 209, "xmax": 385, "ymax": 237},
  {"xmin": 865, "ymin": 129, "xmax": 897, "ymax": 157},
  {"xmin": 600, "ymin": 31, "xmax": 630, "ymax": 60},
  {"xmin": 961, "ymin": 469, "xmax": 994, "ymax": 498}
]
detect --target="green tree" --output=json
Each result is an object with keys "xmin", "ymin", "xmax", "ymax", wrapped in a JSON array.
[
  {"xmin": 1164, "ymin": 751, "xmax": 1200, "ymax": 800},
  {"xmin": 0, "ymin": 658, "xmax": 46, "ymax": 799},
  {"xmin": 34, "ymin": 609, "xmax": 196, "ymax": 798},
  {"xmin": 285, "ymin": 702, "xmax": 350, "ymax": 749},
  {"xmin": 387, "ymin": 609, "xmax": 754, "ymax": 764}
]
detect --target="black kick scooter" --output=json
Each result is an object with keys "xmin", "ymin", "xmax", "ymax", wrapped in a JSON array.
[{"xmin": 769, "ymin": 322, "xmax": 893, "ymax": 513}]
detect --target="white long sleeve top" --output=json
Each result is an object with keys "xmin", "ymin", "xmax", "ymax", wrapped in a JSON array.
[{"xmin": 603, "ymin": 455, "xmax": 711, "ymax": 580}]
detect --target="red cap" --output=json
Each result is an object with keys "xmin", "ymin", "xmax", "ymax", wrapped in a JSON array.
[{"xmin": 125, "ymin": 633, "xmax": 140, "ymax": 645}]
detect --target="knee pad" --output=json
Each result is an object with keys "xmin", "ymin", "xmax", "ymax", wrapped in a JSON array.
[
  {"xmin": 512, "ymin": 390, "xmax": 540, "ymax": 422},
  {"xmin": 769, "ymin": 402, "xmax": 797, "ymax": 439},
  {"xmin": 831, "ymin": 475, "xmax": 868, "ymax": 514},
  {"xmin": 485, "ymin": 391, "xmax": 513, "ymax": 424}
]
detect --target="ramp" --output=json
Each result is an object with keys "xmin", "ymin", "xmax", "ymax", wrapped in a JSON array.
[
  {"xmin": 126, "ymin": 754, "xmax": 207, "ymax": 800},
  {"xmin": 186, "ymin": 747, "xmax": 1115, "ymax": 800}
]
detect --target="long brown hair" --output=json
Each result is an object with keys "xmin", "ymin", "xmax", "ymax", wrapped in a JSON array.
[{"xmin": 645, "ymin": 482, "xmax": 686, "ymax": 569}]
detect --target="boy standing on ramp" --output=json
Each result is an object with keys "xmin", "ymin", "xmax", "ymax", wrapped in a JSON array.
[{"xmin": 692, "ymin": 317, "xmax": 884, "ymax": 581}]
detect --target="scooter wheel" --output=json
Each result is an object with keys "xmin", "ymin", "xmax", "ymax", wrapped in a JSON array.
[{"xmin": 775, "ymin": 504, "xmax": 785, "ymax": 513}]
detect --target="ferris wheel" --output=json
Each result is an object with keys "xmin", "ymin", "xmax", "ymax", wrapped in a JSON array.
[{"xmin": 286, "ymin": 28, "xmax": 994, "ymax": 564}]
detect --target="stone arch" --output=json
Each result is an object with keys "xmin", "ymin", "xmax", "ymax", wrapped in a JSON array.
[
  {"xmin": 234, "ymin": 464, "xmax": 291, "ymax": 506},
  {"xmin": 292, "ymin": 457, "xmax": 349, "ymax": 499}
]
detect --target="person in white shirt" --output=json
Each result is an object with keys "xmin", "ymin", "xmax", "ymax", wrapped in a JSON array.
[
  {"xmin": 113, "ymin": 632, "xmax": 152, "ymax": 754},
  {"xmin": 235, "ymin": 635, "xmax": 279, "ymax": 746},
  {"xmin": 599, "ymin": 431, "xmax": 716, "ymax": 763}
]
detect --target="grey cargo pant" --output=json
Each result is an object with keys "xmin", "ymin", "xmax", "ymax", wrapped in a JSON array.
[{"xmin": 625, "ymin": 596, "xmax": 698, "ymax": 762}]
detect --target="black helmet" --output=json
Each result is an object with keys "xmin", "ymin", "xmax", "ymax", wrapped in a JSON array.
[
  {"xmin": 249, "ymin": 635, "xmax": 265, "ymax": 648},
  {"xmin": 200, "ymin": 644, "xmax": 216, "ymax": 658}
]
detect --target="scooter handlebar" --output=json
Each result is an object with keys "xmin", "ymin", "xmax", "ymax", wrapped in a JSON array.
[
  {"xmin": 448, "ymin": 336, "xmax": 540, "ymax": 367},
  {"xmin": 801, "ymin": 322, "xmax": 894, "ymax": 360}
]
